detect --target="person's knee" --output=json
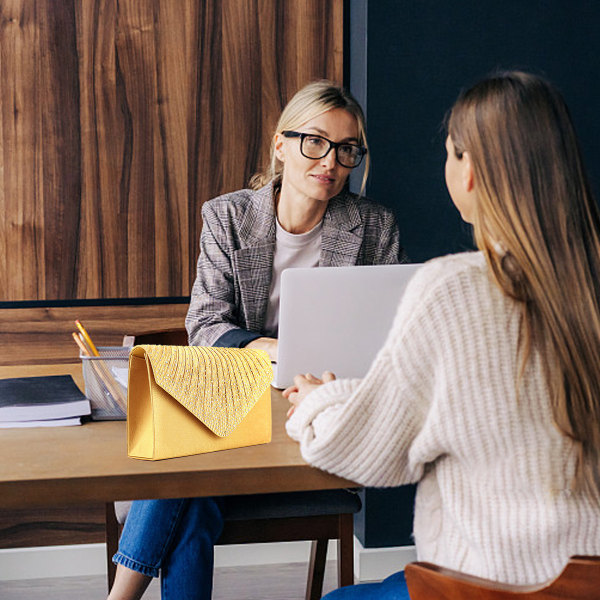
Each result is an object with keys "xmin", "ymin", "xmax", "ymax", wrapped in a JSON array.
[{"xmin": 186, "ymin": 498, "xmax": 224, "ymax": 541}]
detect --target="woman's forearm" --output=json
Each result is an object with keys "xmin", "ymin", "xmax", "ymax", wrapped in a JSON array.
[{"xmin": 246, "ymin": 337, "xmax": 278, "ymax": 361}]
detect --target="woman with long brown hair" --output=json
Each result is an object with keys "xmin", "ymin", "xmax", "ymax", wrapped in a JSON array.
[{"xmin": 285, "ymin": 71, "xmax": 600, "ymax": 599}]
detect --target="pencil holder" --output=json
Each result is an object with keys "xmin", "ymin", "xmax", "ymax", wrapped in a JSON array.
[{"xmin": 81, "ymin": 346, "xmax": 130, "ymax": 420}]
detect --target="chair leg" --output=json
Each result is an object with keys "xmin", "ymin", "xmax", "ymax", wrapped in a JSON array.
[
  {"xmin": 105, "ymin": 502, "xmax": 119, "ymax": 592},
  {"xmin": 306, "ymin": 539, "xmax": 328, "ymax": 600},
  {"xmin": 337, "ymin": 513, "xmax": 354, "ymax": 588}
]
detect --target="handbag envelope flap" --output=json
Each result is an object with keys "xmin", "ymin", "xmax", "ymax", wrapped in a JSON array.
[{"xmin": 138, "ymin": 345, "xmax": 272, "ymax": 437}]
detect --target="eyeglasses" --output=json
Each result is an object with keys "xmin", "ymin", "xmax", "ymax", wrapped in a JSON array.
[{"xmin": 281, "ymin": 131, "xmax": 367, "ymax": 168}]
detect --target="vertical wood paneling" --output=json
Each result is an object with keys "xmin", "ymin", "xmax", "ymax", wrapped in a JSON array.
[
  {"xmin": 0, "ymin": 2, "xmax": 43, "ymax": 300},
  {"xmin": 0, "ymin": 0, "xmax": 344, "ymax": 302},
  {"xmin": 39, "ymin": 0, "xmax": 81, "ymax": 299},
  {"xmin": 77, "ymin": 0, "xmax": 123, "ymax": 299},
  {"xmin": 116, "ymin": 2, "xmax": 158, "ymax": 297},
  {"xmin": 221, "ymin": 1, "xmax": 263, "ymax": 191},
  {"xmin": 0, "ymin": 1, "xmax": 81, "ymax": 301},
  {"xmin": 153, "ymin": 2, "xmax": 197, "ymax": 298},
  {"xmin": 191, "ymin": 0, "xmax": 223, "ymax": 269}
]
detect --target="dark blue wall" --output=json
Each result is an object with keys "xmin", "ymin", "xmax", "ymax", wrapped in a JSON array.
[
  {"xmin": 362, "ymin": 0, "xmax": 600, "ymax": 262},
  {"xmin": 350, "ymin": 0, "xmax": 600, "ymax": 549}
]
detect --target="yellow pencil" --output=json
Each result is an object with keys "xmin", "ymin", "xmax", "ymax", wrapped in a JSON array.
[
  {"xmin": 72, "ymin": 332, "xmax": 91, "ymax": 356},
  {"xmin": 75, "ymin": 320, "xmax": 100, "ymax": 356},
  {"xmin": 73, "ymin": 331, "xmax": 126, "ymax": 411}
]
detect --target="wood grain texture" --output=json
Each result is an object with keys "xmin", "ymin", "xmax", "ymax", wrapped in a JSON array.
[
  {"xmin": 0, "ymin": 304, "xmax": 188, "ymax": 365},
  {"xmin": 404, "ymin": 557, "xmax": 600, "ymax": 599},
  {"xmin": 0, "ymin": 1, "xmax": 81, "ymax": 300},
  {"xmin": 1, "ymin": 0, "xmax": 344, "ymax": 302},
  {"xmin": 0, "ymin": 388, "xmax": 357, "ymax": 510},
  {"xmin": 0, "ymin": 504, "xmax": 106, "ymax": 549}
]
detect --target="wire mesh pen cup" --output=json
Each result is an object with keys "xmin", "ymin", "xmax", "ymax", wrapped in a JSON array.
[{"xmin": 81, "ymin": 346, "xmax": 130, "ymax": 420}]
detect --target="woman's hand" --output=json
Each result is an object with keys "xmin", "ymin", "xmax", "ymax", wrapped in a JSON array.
[
  {"xmin": 283, "ymin": 371, "xmax": 336, "ymax": 418},
  {"xmin": 246, "ymin": 337, "xmax": 278, "ymax": 361}
]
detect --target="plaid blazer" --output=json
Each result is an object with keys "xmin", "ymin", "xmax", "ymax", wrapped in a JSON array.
[{"xmin": 186, "ymin": 183, "xmax": 407, "ymax": 347}]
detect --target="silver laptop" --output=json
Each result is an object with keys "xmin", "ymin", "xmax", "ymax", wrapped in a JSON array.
[{"xmin": 272, "ymin": 263, "xmax": 422, "ymax": 389}]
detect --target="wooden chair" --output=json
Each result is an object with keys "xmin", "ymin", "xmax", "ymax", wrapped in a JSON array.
[
  {"xmin": 106, "ymin": 329, "xmax": 361, "ymax": 600},
  {"xmin": 405, "ymin": 555, "xmax": 600, "ymax": 599}
]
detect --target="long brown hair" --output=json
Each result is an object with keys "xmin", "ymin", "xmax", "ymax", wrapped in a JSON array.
[
  {"xmin": 447, "ymin": 71, "xmax": 600, "ymax": 498},
  {"xmin": 249, "ymin": 80, "xmax": 370, "ymax": 195}
]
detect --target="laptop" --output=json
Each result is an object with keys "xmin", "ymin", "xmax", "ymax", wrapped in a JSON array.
[{"xmin": 272, "ymin": 263, "xmax": 422, "ymax": 389}]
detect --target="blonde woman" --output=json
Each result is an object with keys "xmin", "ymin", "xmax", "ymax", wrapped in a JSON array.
[
  {"xmin": 285, "ymin": 72, "xmax": 600, "ymax": 599},
  {"xmin": 108, "ymin": 81, "xmax": 406, "ymax": 600},
  {"xmin": 185, "ymin": 80, "xmax": 406, "ymax": 361}
]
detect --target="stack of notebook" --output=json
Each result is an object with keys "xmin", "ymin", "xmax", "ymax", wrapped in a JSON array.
[{"xmin": 0, "ymin": 375, "xmax": 91, "ymax": 428}]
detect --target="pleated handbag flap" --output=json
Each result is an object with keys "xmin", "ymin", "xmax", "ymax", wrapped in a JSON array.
[{"xmin": 138, "ymin": 345, "xmax": 272, "ymax": 437}]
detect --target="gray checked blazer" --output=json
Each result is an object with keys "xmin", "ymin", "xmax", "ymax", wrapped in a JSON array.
[{"xmin": 185, "ymin": 183, "xmax": 407, "ymax": 348}]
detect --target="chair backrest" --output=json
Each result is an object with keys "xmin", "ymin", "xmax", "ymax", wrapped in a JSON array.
[
  {"xmin": 128, "ymin": 328, "xmax": 188, "ymax": 346},
  {"xmin": 405, "ymin": 556, "xmax": 600, "ymax": 599}
]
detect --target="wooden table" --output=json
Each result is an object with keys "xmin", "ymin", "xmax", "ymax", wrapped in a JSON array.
[{"xmin": 0, "ymin": 364, "xmax": 356, "ymax": 511}]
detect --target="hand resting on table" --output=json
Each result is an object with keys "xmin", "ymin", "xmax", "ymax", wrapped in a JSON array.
[{"xmin": 283, "ymin": 371, "xmax": 336, "ymax": 418}]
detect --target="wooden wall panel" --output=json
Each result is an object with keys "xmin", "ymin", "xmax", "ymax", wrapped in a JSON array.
[
  {"xmin": 0, "ymin": 0, "xmax": 344, "ymax": 303},
  {"xmin": 0, "ymin": 1, "xmax": 81, "ymax": 300},
  {"xmin": 0, "ymin": 504, "xmax": 106, "ymax": 548},
  {"xmin": 76, "ymin": 0, "xmax": 124, "ymax": 299},
  {"xmin": 0, "ymin": 303, "xmax": 188, "ymax": 365},
  {"xmin": 0, "ymin": 2, "xmax": 38, "ymax": 300},
  {"xmin": 76, "ymin": 0, "xmax": 200, "ymax": 299}
]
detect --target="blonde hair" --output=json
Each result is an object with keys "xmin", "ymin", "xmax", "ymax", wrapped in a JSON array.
[
  {"xmin": 250, "ymin": 80, "xmax": 369, "ymax": 195},
  {"xmin": 447, "ymin": 71, "xmax": 600, "ymax": 498}
]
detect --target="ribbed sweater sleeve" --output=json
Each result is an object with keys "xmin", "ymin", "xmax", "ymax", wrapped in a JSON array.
[
  {"xmin": 285, "ymin": 251, "xmax": 600, "ymax": 585},
  {"xmin": 286, "ymin": 254, "xmax": 444, "ymax": 487}
]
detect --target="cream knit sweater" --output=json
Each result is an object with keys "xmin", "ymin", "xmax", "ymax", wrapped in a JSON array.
[{"xmin": 286, "ymin": 251, "xmax": 600, "ymax": 585}]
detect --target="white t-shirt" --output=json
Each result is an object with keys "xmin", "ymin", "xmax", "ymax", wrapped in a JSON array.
[{"xmin": 263, "ymin": 219, "xmax": 322, "ymax": 336}]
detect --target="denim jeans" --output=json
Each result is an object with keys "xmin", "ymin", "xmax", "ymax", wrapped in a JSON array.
[
  {"xmin": 113, "ymin": 498, "xmax": 224, "ymax": 600},
  {"xmin": 322, "ymin": 571, "xmax": 410, "ymax": 599}
]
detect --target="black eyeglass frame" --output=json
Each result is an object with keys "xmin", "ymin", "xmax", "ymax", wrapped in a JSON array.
[{"xmin": 281, "ymin": 130, "xmax": 367, "ymax": 168}]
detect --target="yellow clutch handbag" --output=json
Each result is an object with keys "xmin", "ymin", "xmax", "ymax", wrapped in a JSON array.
[{"xmin": 127, "ymin": 345, "xmax": 272, "ymax": 460}]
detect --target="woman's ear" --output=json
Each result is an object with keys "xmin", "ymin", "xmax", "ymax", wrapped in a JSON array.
[
  {"xmin": 462, "ymin": 151, "xmax": 474, "ymax": 192},
  {"xmin": 273, "ymin": 133, "xmax": 285, "ymax": 163}
]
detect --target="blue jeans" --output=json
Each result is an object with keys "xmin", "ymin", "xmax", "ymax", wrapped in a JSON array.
[
  {"xmin": 113, "ymin": 498, "xmax": 224, "ymax": 600},
  {"xmin": 323, "ymin": 571, "xmax": 410, "ymax": 599}
]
